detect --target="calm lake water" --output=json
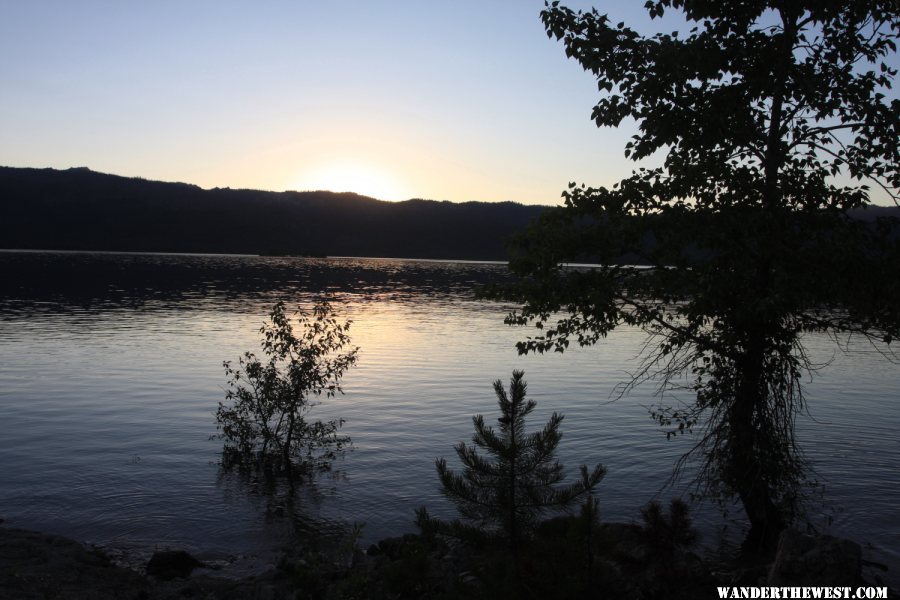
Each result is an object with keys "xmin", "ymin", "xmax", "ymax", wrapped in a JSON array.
[{"xmin": 1, "ymin": 251, "xmax": 898, "ymax": 582}]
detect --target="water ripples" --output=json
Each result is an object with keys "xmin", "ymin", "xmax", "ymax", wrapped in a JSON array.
[{"xmin": 1, "ymin": 251, "xmax": 897, "ymax": 583}]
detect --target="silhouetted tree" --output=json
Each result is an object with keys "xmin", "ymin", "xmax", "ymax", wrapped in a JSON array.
[
  {"xmin": 417, "ymin": 370, "xmax": 606, "ymax": 569},
  {"xmin": 501, "ymin": 1, "xmax": 899, "ymax": 547},
  {"xmin": 214, "ymin": 301, "xmax": 358, "ymax": 473}
]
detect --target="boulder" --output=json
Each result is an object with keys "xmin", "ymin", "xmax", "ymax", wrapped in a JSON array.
[
  {"xmin": 768, "ymin": 529, "xmax": 861, "ymax": 586},
  {"xmin": 145, "ymin": 549, "xmax": 204, "ymax": 580}
]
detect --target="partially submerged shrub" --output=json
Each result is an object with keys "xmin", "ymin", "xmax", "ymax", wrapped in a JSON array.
[{"xmin": 214, "ymin": 300, "xmax": 358, "ymax": 474}]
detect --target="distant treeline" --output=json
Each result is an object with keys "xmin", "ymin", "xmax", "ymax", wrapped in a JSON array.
[
  {"xmin": 0, "ymin": 167, "xmax": 549, "ymax": 260},
  {"xmin": 3, "ymin": 167, "xmax": 896, "ymax": 261}
]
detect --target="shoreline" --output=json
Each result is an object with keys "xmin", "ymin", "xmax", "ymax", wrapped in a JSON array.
[
  {"xmin": 0, "ymin": 526, "xmax": 292, "ymax": 600},
  {"xmin": 2, "ymin": 521, "xmax": 891, "ymax": 600}
]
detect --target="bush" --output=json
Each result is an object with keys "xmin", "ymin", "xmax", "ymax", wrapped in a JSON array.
[{"xmin": 214, "ymin": 300, "xmax": 358, "ymax": 474}]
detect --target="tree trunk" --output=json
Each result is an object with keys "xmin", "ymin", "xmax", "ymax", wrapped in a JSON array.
[
  {"xmin": 729, "ymin": 328, "xmax": 785, "ymax": 552},
  {"xmin": 283, "ymin": 411, "xmax": 294, "ymax": 470},
  {"xmin": 508, "ymin": 417, "xmax": 521, "ymax": 574}
]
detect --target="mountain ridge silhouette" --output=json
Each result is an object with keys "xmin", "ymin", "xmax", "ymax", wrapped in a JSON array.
[{"xmin": 1, "ymin": 166, "xmax": 549, "ymax": 260}]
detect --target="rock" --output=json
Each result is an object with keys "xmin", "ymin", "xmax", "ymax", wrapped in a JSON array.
[
  {"xmin": 0, "ymin": 527, "xmax": 148, "ymax": 599},
  {"xmin": 145, "ymin": 550, "xmax": 204, "ymax": 580},
  {"xmin": 768, "ymin": 529, "xmax": 862, "ymax": 586},
  {"xmin": 0, "ymin": 527, "xmax": 298, "ymax": 599}
]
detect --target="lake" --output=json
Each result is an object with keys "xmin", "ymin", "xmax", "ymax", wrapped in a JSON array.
[{"xmin": 0, "ymin": 251, "xmax": 897, "ymax": 583}]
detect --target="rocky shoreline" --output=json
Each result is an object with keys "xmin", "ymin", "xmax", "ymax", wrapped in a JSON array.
[
  {"xmin": 0, "ymin": 527, "xmax": 294, "ymax": 599},
  {"xmin": 0, "ymin": 523, "xmax": 891, "ymax": 599}
]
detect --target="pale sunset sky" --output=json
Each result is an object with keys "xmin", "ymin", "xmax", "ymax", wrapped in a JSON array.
[
  {"xmin": 1, "ymin": 2, "xmax": 895, "ymax": 204},
  {"xmin": 0, "ymin": 1, "xmax": 682, "ymax": 204}
]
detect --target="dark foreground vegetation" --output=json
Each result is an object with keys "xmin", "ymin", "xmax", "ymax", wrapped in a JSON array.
[
  {"xmin": 497, "ymin": 0, "xmax": 900, "ymax": 555},
  {"xmin": 0, "ymin": 166, "xmax": 546, "ymax": 260},
  {"xmin": 0, "ymin": 496, "xmax": 883, "ymax": 599},
  {"xmin": 0, "ymin": 525, "xmax": 712, "ymax": 600}
]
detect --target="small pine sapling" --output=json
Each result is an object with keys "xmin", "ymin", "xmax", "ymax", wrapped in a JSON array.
[
  {"xmin": 417, "ymin": 370, "xmax": 606, "ymax": 567},
  {"xmin": 640, "ymin": 498, "xmax": 698, "ymax": 560}
]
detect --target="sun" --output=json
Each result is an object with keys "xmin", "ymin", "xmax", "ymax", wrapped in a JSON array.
[{"xmin": 290, "ymin": 161, "xmax": 411, "ymax": 201}]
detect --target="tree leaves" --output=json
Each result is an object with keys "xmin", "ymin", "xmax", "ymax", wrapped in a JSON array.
[
  {"xmin": 214, "ymin": 301, "xmax": 359, "ymax": 474},
  {"xmin": 513, "ymin": 1, "xmax": 900, "ymax": 534}
]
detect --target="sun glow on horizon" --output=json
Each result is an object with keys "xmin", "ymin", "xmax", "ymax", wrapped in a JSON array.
[{"xmin": 289, "ymin": 162, "xmax": 412, "ymax": 201}]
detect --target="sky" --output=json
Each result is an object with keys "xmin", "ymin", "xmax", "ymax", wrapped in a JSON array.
[
  {"xmin": 0, "ymin": 2, "xmax": 895, "ymax": 205},
  {"xmin": 0, "ymin": 1, "xmax": 673, "ymax": 204}
]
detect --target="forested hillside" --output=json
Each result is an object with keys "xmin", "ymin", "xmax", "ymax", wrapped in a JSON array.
[{"xmin": 0, "ymin": 167, "xmax": 548, "ymax": 260}]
